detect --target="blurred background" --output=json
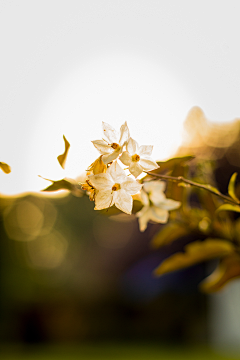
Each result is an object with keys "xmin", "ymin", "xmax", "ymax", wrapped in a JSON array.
[{"xmin": 1, "ymin": 1, "xmax": 240, "ymax": 359}]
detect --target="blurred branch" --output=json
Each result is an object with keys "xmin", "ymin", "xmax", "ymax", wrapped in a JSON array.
[{"xmin": 145, "ymin": 172, "xmax": 240, "ymax": 206}]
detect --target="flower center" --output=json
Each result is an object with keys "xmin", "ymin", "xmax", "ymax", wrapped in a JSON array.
[
  {"xmin": 112, "ymin": 183, "xmax": 121, "ymax": 191},
  {"xmin": 132, "ymin": 154, "xmax": 140, "ymax": 162},
  {"xmin": 111, "ymin": 143, "xmax": 120, "ymax": 151}
]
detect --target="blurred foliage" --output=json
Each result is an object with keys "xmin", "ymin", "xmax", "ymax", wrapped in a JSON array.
[
  {"xmin": 0, "ymin": 192, "xmax": 209, "ymax": 344},
  {"xmin": 0, "ymin": 343, "xmax": 237, "ymax": 360},
  {"xmin": 3, "ymin": 107, "xmax": 240, "ymax": 346},
  {"xmin": 38, "ymin": 108, "xmax": 240, "ymax": 294},
  {"xmin": 149, "ymin": 107, "xmax": 240, "ymax": 293}
]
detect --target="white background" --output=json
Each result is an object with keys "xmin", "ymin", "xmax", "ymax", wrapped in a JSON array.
[{"xmin": 1, "ymin": 1, "xmax": 240, "ymax": 194}]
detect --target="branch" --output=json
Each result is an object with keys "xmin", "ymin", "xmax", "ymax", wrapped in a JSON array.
[{"xmin": 145, "ymin": 172, "xmax": 240, "ymax": 206}]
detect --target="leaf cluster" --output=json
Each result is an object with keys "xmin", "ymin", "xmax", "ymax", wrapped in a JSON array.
[
  {"xmin": 148, "ymin": 157, "xmax": 240, "ymax": 293},
  {"xmin": 38, "ymin": 137, "xmax": 240, "ymax": 292}
]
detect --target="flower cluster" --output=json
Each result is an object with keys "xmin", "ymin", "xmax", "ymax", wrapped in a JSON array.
[
  {"xmin": 136, "ymin": 181, "xmax": 181, "ymax": 231},
  {"xmin": 81, "ymin": 121, "xmax": 181, "ymax": 231}
]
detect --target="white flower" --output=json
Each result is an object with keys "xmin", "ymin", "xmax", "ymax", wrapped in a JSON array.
[
  {"xmin": 88, "ymin": 161, "xmax": 142, "ymax": 214},
  {"xmin": 92, "ymin": 122, "xmax": 130, "ymax": 165},
  {"xmin": 120, "ymin": 137, "xmax": 159, "ymax": 178},
  {"xmin": 136, "ymin": 180, "xmax": 181, "ymax": 231}
]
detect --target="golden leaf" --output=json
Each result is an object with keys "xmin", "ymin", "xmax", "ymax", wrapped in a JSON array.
[
  {"xmin": 87, "ymin": 156, "xmax": 107, "ymax": 175},
  {"xmin": 40, "ymin": 177, "xmax": 83, "ymax": 197},
  {"xmin": 155, "ymin": 156, "xmax": 194, "ymax": 174},
  {"xmin": 228, "ymin": 172, "xmax": 239, "ymax": 202},
  {"xmin": 151, "ymin": 222, "xmax": 190, "ymax": 249},
  {"xmin": 57, "ymin": 135, "xmax": 70, "ymax": 169},
  {"xmin": 200, "ymin": 253, "xmax": 240, "ymax": 292},
  {"xmin": 154, "ymin": 239, "xmax": 235, "ymax": 276},
  {"xmin": 0, "ymin": 162, "xmax": 11, "ymax": 174},
  {"xmin": 205, "ymin": 184, "xmax": 221, "ymax": 195},
  {"xmin": 216, "ymin": 203, "xmax": 240, "ymax": 214}
]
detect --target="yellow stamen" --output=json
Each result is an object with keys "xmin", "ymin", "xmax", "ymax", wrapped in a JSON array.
[
  {"xmin": 132, "ymin": 154, "xmax": 140, "ymax": 162},
  {"xmin": 112, "ymin": 183, "xmax": 121, "ymax": 191},
  {"xmin": 111, "ymin": 143, "xmax": 120, "ymax": 151},
  {"xmin": 81, "ymin": 180, "xmax": 96, "ymax": 201}
]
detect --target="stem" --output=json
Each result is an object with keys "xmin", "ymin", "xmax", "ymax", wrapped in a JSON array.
[{"xmin": 145, "ymin": 172, "xmax": 240, "ymax": 206}]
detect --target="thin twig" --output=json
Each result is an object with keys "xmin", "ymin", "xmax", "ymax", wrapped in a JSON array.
[{"xmin": 145, "ymin": 172, "xmax": 240, "ymax": 206}]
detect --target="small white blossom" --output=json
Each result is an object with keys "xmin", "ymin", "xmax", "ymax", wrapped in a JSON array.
[
  {"xmin": 92, "ymin": 122, "xmax": 130, "ymax": 165},
  {"xmin": 120, "ymin": 137, "xmax": 159, "ymax": 178},
  {"xmin": 88, "ymin": 161, "xmax": 142, "ymax": 214},
  {"xmin": 136, "ymin": 180, "xmax": 181, "ymax": 231}
]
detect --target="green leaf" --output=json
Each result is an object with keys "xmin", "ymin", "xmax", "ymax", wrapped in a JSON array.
[
  {"xmin": 148, "ymin": 155, "xmax": 194, "ymax": 175},
  {"xmin": 0, "ymin": 162, "xmax": 11, "ymax": 174},
  {"xmin": 151, "ymin": 222, "xmax": 190, "ymax": 249},
  {"xmin": 216, "ymin": 203, "xmax": 240, "ymax": 214},
  {"xmin": 40, "ymin": 176, "xmax": 83, "ymax": 197},
  {"xmin": 205, "ymin": 184, "xmax": 221, "ymax": 195},
  {"xmin": 154, "ymin": 238, "xmax": 235, "ymax": 276},
  {"xmin": 200, "ymin": 253, "xmax": 240, "ymax": 293},
  {"xmin": 178, "ymin": 182, "xmax": 191, "ymax": 188},
  {"xmin": 57, "ymin": 135, "xmax": 70, "ymax": 169},
  {"xmin": 228, "ymin": 172, "xmax": 239, "ymax": 202}
]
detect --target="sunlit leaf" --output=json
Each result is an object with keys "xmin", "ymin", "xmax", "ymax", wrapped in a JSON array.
[
  {"xmin": 87, "ymin": 155, "xmax": 107, "ymax": 175},
  {"xmin": 144, "ymin": 156, "xmax": 194, "ymax": 178},
  {"xmin": 40, "ymin": 176, "xmax": 83, "ymax": 197},
  {"xmin": 228, "ymin": 172, "xmax": 239, "ymax": 202},
  {"xmin": 178, "ymin": 182, "xmax": 191, "ymax": 188},
  {"xmin": 205, "ymin": 184, "xmax": 221, "ymax": 196},
  {"xmin": 57, "ymin": 135, "xmax": 70, "ymax": 169},
  {"xmin": 155, "ymin": 156, "xmax": 194, "ymax": 173},
  {"xmin": 151, "ymin": 222, "xmax": 190, "ymax": 249},
  {"xmin": 0, "ymin": 162, "xmax": 11, "ymax": 174},
  {"xmin": 216, "ymin": 203, "xmax": 240, "ymax": 214},
  {"xmin": 154, "ymin": 238, "xmax": 235, "ymax": 276},
  {"xmin": 200, "ymin": 253, "xmax": 240, "ymax": 293}
]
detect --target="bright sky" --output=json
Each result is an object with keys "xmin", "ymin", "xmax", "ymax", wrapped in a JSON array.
[{"xmin": 1, "ymin": 1, "xmax": 240, "ymax": 195}]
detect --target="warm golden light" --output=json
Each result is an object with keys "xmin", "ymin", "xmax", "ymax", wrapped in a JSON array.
[
  {"xmin": 3, "ymin": 197, "xmax": 57, "ymax": 241},
  {"xmin": 0, "ymin": 53, "xmax": 194, "ymax": 196},
  {"xmin": 26, "ymin": 230, "xmax": 68, "ymax": 269}
]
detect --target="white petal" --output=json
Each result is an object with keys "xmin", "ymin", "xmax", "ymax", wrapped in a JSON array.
[
  {"xmin": 126, "ymin": 137, "xmax": 138, "ymax": 155},
  {"xmin": 114, "ymin": 189, "xmax": 133, "ymax": 214},
  {"xmin": 139, "ymin": 157, "xmax": 159, "ymax": 171},
  {"xmin": 158, "ymin": 199, "xmax": 181, "ymax": 211},
  {"xmin": 149, "ymin": 191, "xmax": 166, "ymax": 205},
  {"xmin": 108, "ymin": 161, "xmax": 127, "ymax": 183},
  {"xmin": 95, "ymin": 190, "xmax": 113, "ymax": 210},
  {"xmin": 136, "ymin": 207, "xmax": 151, "ymax": 232},
  {"xmin": 144, "ymin": 180, "xmax": 166, "ymax": 193},
  {"xmin": 121, "ymin": 178, "xmax": 142, "ymax": 195},
  {"xmin": 138, "ymin": 145, "xmax": 153, "ymax": 157},
  {"xmin": 88, "ymin": 173, "xmax": 113, "ymax": 190},
  {"xmin": 102, "ymin": 122, "xmax": 119, "ymax": 143},
  {"xmin": 92, "ymin": 140, "xmax": 112, "ymax": 155},
  {"xmin": 136, "ymin": 204, "xmax": 149, "ymax": 218},
  {"xmin": 129, "ymin": 162, "xmax": 143, "ymax": 178},
  {"xmin": 102, "ymin": 149, "xmax": 121, "ymax": 164},
  {"xmin": 151, "ymin": 206, "xmax": 169, "ymax": 223},
  {"xmin": 119, "ymin": 151, "xmax": 131, "ymax": 166},
  {"xmin": 140, "ymin": 190, "xmax": 150, "ymax": 206},
  {"xmin": 119, "ymin": 121, "xmax": 130, "ymax": 145}
]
